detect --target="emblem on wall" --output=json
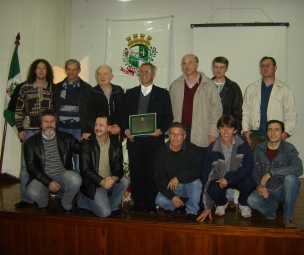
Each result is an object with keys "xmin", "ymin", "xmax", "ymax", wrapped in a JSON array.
[{"xmin": 121, "ymin": 33, "xmax": 158, "ymax": 76}]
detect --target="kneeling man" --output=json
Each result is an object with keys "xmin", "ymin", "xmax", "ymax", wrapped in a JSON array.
[
  {"xmin": 247, "ymin": 120, "xmax": 303, "ymax": 228},
  {"xmin": 25, "ymin": 110, "xmax": 82, "ymax": 213},
  {"xmin": 154, "ymin": 122, "xmax": 203, "ymax": 222},
  {"xmin": 197, "ymin": 116, "xmax": 255, "ymax": 221},
  {"xmin": 77, "ymin": 115, "xmax": 129, "ymax": 217}
]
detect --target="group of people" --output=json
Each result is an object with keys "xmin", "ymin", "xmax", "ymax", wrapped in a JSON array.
[{"xmin": 10, "ymin": 54, "xmax": 302, "ymax": 229}]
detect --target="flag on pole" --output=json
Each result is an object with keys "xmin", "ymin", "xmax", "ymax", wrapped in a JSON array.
[{"xmin": 3, "ymin": 33, "xmax": 21, "ymax": 128}]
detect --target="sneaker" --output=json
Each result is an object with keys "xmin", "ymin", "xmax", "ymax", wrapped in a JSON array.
[
  {"xmin": 215, "ymin": 203, "xmax": 228, "ymax": 216},
  {"xmin": 284, "ymin": 218, "xmax": 296, "ymax": 229},
  {"xmin": 239, "ymin": 204, "xmax": 252, "ymax": 218}
]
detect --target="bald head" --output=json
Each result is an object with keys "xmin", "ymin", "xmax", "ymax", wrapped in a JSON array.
[{"xmin": 96, "ymin": 65, "xmax": 114, "ymax": 88}]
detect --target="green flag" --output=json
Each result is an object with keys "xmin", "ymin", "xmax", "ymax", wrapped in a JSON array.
[{"xmin": 3, "ymin": 44, "xmax": 21, "ymax": 127}]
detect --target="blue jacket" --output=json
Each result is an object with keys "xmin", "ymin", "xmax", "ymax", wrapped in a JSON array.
[
  {"xmin": 202, "ymin": 135, "xmax": 253, "ymax": 210},
  {"xmin": 252, "ymin": 140, "xmax": 303, "ymax": 189}
]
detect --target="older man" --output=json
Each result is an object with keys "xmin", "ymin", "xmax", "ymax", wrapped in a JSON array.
[
  {"xmin": 85, "ymin": 65, "xmax": 124, "ymax": 137},
  {"xmin": 170, "ymin": 54, "xmax": 222, "ymax": 148},
  {"xmin": 120, "ymin": 62, "xmax": 173, "ymax": 213},
  {"xmin": 25, "ymin": 110, "xmax": 82, "ymax": 213}
]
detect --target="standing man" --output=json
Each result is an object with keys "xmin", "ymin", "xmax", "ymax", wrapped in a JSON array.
[
  {"xmin": 85, "ymin": 65, "xmax": 124, "ymax": 137},
  {"xmin": 77, "ymin": 115, "xmax": 129, "ymax": 218},
  {"xmin": 197, "ymin": 116, "xmax": 255, "ymax": 222},
  {"xmin": 247, "ymin": 120, "xmax": 303, "ymax": 228},
  {"xmin": 170, "ymin": 54, "xmax": 222, "ymax": 148},
  {"xmin": 14, "ymin": 59, "xmax": 54, "ymax": 208},
  {"xmin": 53, "ymin": 59, "xmax": 92, "ymax": 173},
  {"xmin": 212, "ymin": 56, "xmax": 243, "ymax": 133},
  {"xmin": 120, "ymin": 62, "xmax": 173, "ymax": 213},
  {"xmin": 25, "ymin": 110, "xmax": 82, "ymax": 213},
  {"xmin": 154, "ymin": 122, "xmax": 203, "ymax": 222},
  {"xmin": 242, "ymin": 56, "xmax": 297, "ymax": 149}
]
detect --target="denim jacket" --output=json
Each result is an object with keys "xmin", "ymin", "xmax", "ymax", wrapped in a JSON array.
[{"xmin": 252, "ymin": 140, "xmax": 303, "ymax": 189}]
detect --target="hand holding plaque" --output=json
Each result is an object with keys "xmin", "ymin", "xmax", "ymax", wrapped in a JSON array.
[{"xmin": 129, "ymin": 113, "xmax": 157, "ymax": 136}]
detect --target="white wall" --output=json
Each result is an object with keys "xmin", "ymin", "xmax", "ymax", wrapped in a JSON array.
[
  {"xmin": 0, "ymin": 0, "xmax": 71, "ymax": 177},
  {"xmin": 70, "ymin": 0, "xmax": 304, "ymax": 175}
]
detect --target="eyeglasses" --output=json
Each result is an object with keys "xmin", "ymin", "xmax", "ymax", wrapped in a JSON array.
[
  {"xmin": 139, "ymin": 70, "xmax": 153, "ymax": 74},
  {"xmin": 260, "ymin": 64, "xmax": 275, "ymax": 69},
  {"xmin": 169, "ymin": 132, "xmax": 185, "ymax": 137}
]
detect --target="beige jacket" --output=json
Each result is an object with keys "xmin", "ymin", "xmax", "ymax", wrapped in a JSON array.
[
  {"xmin": 242, "ymin": 78, "xmax": 297, "ymax": 135},
  {"xmin": 170, "ymin": 71, "xmax": 222, "ymax": 147}
]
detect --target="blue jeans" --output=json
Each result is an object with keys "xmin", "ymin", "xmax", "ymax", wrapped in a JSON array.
[
  {"xmin": 77, "ymin": 176, "xmax": 130, "ymax": 218},
  {"xmin": 27, "ymin": 170, "xmax": 82, "ymax": 210},
  {"xmin": 247, "ymin": 175, "xmax": 300, "ymax": 219},
  {"xmin": 155, "ymin": 179, "xmax": 202, "ymax": 215},
  {"xmin": 20, "ymin": 129, "xmax": 39, "ymax": 203},
  {"xmin": 57, "ymin": 128, "xmax": 81, "ymax": 199}
]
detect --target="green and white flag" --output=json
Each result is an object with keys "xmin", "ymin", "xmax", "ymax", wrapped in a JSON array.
[{"xmin": 4, "ymin": 43, "xmax": 21, "ymax": 128}]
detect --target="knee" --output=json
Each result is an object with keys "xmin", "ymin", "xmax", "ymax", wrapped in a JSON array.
[
  {"xmin": 191, "ymin": 179, "xmax": 202, "ymax": 189},
  {"xmin": 247, "ymin": 191, "xmax": 259, "ymax": 208},
  {"xmin": 284, "ymin": 175, "xmax": 299, "ymax": 186},
  {"xmin": 96, "ymin": 208, "xmax": 111, "ymax": 218},
  {"xmin": 69, "ymin": 173, "xmax": 82, "ymax": 187},
  {"xmin": 155, "ymin": 193, "xmax": 169, "ymax": 207}
]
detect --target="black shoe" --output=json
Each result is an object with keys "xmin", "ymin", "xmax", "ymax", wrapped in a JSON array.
[
  {"xmin": 187, "ymin": 213, "xmax": 197, "ymax": 223},
  {"xmin": 61, "ymin": 205, "xmax": 73, "ymax": 214},
  {"xmin": 166, "ymin": 209, "xmax": 176, "ymax": 217},
  {"xmin": 131, "ymin": 205, "xmax": 145, "ymax": 212},
  {"xmin": 112, "ymin": 209, "xmax": 126, "ymax": 216},
  {"xmin": 15, "ymin": 201, "xmax": 33, "ymax": 208},
  {"xmin": 176, "ymin": 206, "xmax": 186, "ymax": 213},
  {"xmin": 39, "ymin": 206, "xmax": 48, "ymax": 211},
  {"xmin": 76, "ymin": 206, "xmax": 85, "ymax": 213},
  {"xmin": 147, "ymin": 206, "xmax": 157, "ymax": 214}
]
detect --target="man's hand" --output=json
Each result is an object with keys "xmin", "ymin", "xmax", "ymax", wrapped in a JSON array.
[
  {"xmin": 257, "ymin": 185, "xmax": 269, "ymax": 198},
  {"xmin": 81, "ymin": 133, "xmax": 91, "ymax": 140},
  {"xmin": 281, "ymin": 132, "xmax": 288, "ymax": 141},
  {"xmin": 48, "ymin": 181, "xmax": 61, "ymax": 192},
  {"xmin": 167, "ymin": 177, "xmax": 179, "ymax": 191},
  {"xmin": 171, "ymin": 196, "xmax": 184, "ymax": 208},
  {"xmin": 208, "ymin": 135, "xmax": 217, "ymax": 144},
  {"xmin": 243, "ymin": 131, "xmax": 252, "ymax": 145},
  {"xmin": 216, "ymin": 177, "xmax": 228, "ymax": 189},
  {"xmin": 125, "ymin": 129, "xmax": 135, "ymax": 142},
  {"xmin": 261, "ymin": 173, "xmax": 271, "ymax": 187},
  {"xmin": 197, "ymin": 209, "xmax": 212, "ymax": 222},
  {"xmin": 100, "ymin": 176, "xmax": 115, "ymax": 189},
  {"xmin": 18, "ymin": 131, "xmax": 26, "ymax": 141},
  {"xmin": 150, "ymin": 128, "xmax": 162, "ymax": 137},
  {"xmin": 109, "ymin": 125, "xmax": 121, "ymax": 135}
]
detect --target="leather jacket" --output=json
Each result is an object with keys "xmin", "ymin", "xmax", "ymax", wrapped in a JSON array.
[
  {"xmin": 79, "ymin": 135, "xmax": 124, "ymax": 200},
  {"xmin": 24, "ymin": 131, "xmax": 80, "ymax": 187}
]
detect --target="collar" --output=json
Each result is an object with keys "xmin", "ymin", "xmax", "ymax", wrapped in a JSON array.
[
  {"xmin": 63, "ymin": 78, "xmax": 80, "ymax": 88},
  {"xmin": 166, "ymin": 140, "xmax": 187, "ymax": 152},
  {"xmin": 220, "ymin": 137, "xmax": 235, "ymax": 149},
  {"xmin": 33, "ymin": 81, "xmax": 48, "ymax": 89},
  {"xmin": 141, "ymin": 84, "xmax": 153, "ymax": 94},
  {"xmin": 184, "ymin": 73, "xmax": 201, "ymax": 88}
]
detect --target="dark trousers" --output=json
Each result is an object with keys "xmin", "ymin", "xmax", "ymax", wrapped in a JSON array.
[
  {"xmin": 128, "ymin": 137, "xmax": 163, "ymax": 207},
  {"xmin": 207, "ymin": 176, "xmax": 255, "ymax": 206}
]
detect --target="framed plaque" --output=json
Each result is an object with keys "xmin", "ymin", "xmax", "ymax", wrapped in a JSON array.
[{"xmin": 129, "ymin": 113, "xmax": 157, "ymax": 136}]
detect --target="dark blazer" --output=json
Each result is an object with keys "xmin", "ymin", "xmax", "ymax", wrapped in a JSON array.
[
  {"xmin": 24, "ymin": 131, "xmax": 80, "ymax": 187},
  {"xmin": 52, "ymin": 78, "xmax": 92, "ymax": 134},
  {"xmin": 120, "ymin": 85, "xmax": 173, "ymax": 144},
  {"xmin": 79, "ymin": 135, "xmax": 124, "ymax": 200},
  {"xmin": 85, "ymin": 84, "xmax": 124, "ymax": 134}
]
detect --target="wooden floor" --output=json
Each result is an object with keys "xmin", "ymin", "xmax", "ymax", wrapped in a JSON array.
[{"xmin": 0, "ymin": 181, "xmax": 304, "ymax": 255}]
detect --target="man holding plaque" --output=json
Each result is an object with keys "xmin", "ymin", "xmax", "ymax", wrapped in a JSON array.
[{"xmin": 120, "ymin": 62, "xmax": 173, "ymax": 214}]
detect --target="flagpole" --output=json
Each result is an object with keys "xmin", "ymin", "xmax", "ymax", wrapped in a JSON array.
[{"xmin": 0, "ymin": 33, "xmax": 21, "ymax": 184}]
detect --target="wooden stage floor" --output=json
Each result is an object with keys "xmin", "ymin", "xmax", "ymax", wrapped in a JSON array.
[{"xmin": 0, "ymin": 181, "xmax": 304, "ymax": 255}]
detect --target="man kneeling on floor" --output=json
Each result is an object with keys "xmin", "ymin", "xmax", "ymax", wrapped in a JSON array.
[
  {"xmin": 247, "ymin": 120, "xmax": 303, "ymax": 228},
  {"xmin": 77, "ymin": 115, "xmax": 129, "ymax": 217},
  {"xmin": 154, "ymin": 122, "xmax": 203, "ymax": 222},
  {"xmin": 197, "ymin": 115, "xmax": 255, "ymax": 222},
  {"xmin": 25, "ymin": 110, "xmax": 82, "ymax": 213}
]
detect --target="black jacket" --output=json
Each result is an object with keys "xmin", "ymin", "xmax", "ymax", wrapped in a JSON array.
[
  {"xmin": 85, "ymin": 84, "xmax": 124, "ymax": 134},
  {"xmin": 52, "ymin": 78, "xmax": 92, "ymax": 134},
  {"xmin": 24, "ymin": 131, "xmax": 80, "ymax": 187},
  {"xmin": 79, "ymin": 135, "xmax": 124, "ymax": 200},
  {"xmin": 212, "ymin": 76, "xmax": 243, "ymax": 133}
]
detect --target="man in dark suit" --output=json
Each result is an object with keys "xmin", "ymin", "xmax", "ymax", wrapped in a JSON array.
[{"xmin": 120, "ymin": 62, "xmax": 173, "ymax": 213}]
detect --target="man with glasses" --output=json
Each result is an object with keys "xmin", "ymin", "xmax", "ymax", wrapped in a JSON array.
[
  {"xmin": 242, "ymin": 56, "xmax": 297, "ymax": 149},
  {"xmin": 120, "ymin": 62, "xmax": 173, "ymax": 214},
  {"xmin": 170, "ymin": 54, "xmax": 222, "ymax": 148},
  {"xmin": 154, "ymin": 122, "xmax": 203, "ymax": 222}
]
